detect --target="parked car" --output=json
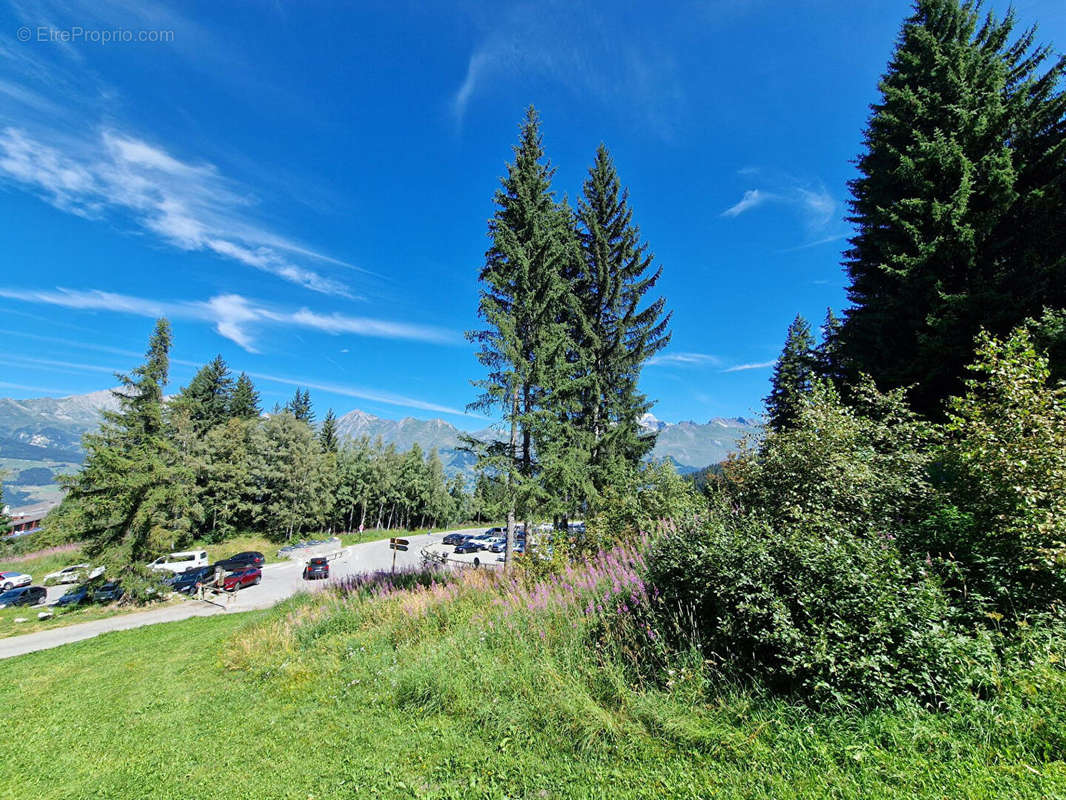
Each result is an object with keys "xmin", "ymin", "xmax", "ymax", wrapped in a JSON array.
[
  {"xmin": 94, "ymin": 581, "xmax": 124, "ymax": 604},
  {"xmin": 303, "ymin": 557, "xmax": 330, "ymax": 580},
  {"xmin": 0, "ymin": 571, "xmax": 31, "ymax": 591},
  {"xmin": 442, "ymin": 532, "xmax": 467, "ymax": 546},
  {"xmin": 43, "ymin": 564, "xmax": 104, "ymax": 585},
  {"xmin": 0, "ymin": 585, "xmax": 47, "ymax": 608},
  {"xmin": 222, "ymin": 566, "xmax": 262, "ymax": 592},
  {"xmin": 487, "ymin": 537, "xmax": 507, "ymax": 553},
  {"xmin": 147, "ymin": 550, "xmax": 209, "ymax": 574},
  {"xmin": 215, "ymin": 551, "xmax": 265, "ymax": 571},
  {"xmin": 55, "ymin": 584, "xmax": 91, "ymax": 607},
  {"xmin": 454, "ymin": 539, "xmax": 482, "ymax": 554},
  {"xmin": 167, "ymin": 566, "xmax": 213, "ymax": 595}
]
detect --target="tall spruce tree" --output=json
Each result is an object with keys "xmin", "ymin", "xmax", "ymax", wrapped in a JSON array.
[
  {"xmin": 286, "ymin": 388, "xmax": 315, "ymax": 424},
  {"xmin": 467, "ymin": 106, "xmax": 577, "ymax": 566},
  {"xmin": 575, "ymin": 144, "xmax": 671, "ymax": 497},
  {"xmin": 172, "ymin": 355, "xmax": 234, "ymax": 433},
  {"xmin": 813, "ymin": 307, "xmax": 845, "ymax": 386},
  {"xmin": 229, "ymin": 372, "xmax": 261, "ymax": 419},
  {"xmin": 765, "ymin": 315, "xmax": 816, "ymax": 432},
  {"xmin": 838, "ymin": 0, "xmax": 1066, "ymax": 416},
  {"xmin": 61, "ymin": 319, "xmax": 196, "ymax": 577},
  {"xmin": 319, "ymin": 408, "xmax": 339, "ymax": 453}
]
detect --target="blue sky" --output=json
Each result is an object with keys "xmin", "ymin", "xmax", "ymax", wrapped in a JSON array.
[{"xmin": 1, "ymin": 0, "xmax": 1063, "ymax": 429}]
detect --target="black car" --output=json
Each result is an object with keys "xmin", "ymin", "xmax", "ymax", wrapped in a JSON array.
[
  {"xmin": 55, "ymin": 585, "xmax": 91, "ymax": 607},
  {"xmin": 168, "ymin": 566, "xmax": 213, "ymax": 595},
  {"xmin": 303, "ymin": 557, "xmax": 330, "ymax": 580},
  {"xmin": 215, "ymin": 551, "xmax": 265, "ymax": 571},
  {"xmin": 0, "ymin": 585, "xmax": 47, "ymax": 608},
  {"xmin": 442, "ymin": 532, "xmax": 466, "ymax": 546},
  {"xmin": 94, "ymin": 582, "xmax": 124, "ymax": 604},
  {"xmin": 454, "ymin": 539, "xmax": 481, "ymax": 554}
]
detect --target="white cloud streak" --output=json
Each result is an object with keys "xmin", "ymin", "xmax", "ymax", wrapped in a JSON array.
[
  {"xmin": 450, "ymin": 2, "xmax": 684, "ymax": 139},
  {"xmin": 721, "ymin": 361, "xmax": 775, "ymax": 373},
  {"xmin": 245, "ymin": 372, "xmax": 485, "ymax": 420},
  {"xmin": 721, "ymin": 170, "xmax": 840, "ymax": 237},
  {"xmin": 722, "ymin": 189, "xmax": 772, "ymax": 218},
  {"xmin": 0, "ymin": 127, "xmax": 353, "ymax": 296},
  {"xmin": 647, "ymin": 352, "xmax": 723, "ymax": 367},
  {"xmin": 0, "ymin": 353, "xmax": 478, "ymax": 419},
  {"xmin": 0, "ymin": 287, "xmax": 459, "ymax": 351}
]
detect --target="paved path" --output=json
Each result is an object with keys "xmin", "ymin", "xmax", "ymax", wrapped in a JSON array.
[{"xmin": 0, "ymin": 527, "xmax": 490, "ymax": 661}]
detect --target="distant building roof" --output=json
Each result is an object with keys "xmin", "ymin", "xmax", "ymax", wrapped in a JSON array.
[{"xmin": 5, "ymin": 501, "xmax": 59, "ymax": 521}]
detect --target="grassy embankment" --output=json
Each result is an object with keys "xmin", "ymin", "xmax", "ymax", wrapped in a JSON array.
[{"xmin": 0, "ymin": 554, "xmax": 1063, "ymax": 799}]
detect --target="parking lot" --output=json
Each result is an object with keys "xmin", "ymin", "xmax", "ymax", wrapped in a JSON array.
[{"xmin": 0, "ymin": 527, "xmax": 492, "ymax": 659}]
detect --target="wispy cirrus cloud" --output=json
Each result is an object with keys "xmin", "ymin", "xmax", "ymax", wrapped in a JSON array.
[
  {"xmin": 721, "ymin": 361, "xmax": 775, "ymax": 373},
  {"xmin": 451, "ymin": 1, "xmax": 684, "ymax": 139},
  {"xmin": 0, "ymin": 126, "xmax": 354, "ymax": 297},
  {"xmin": 649, "ymin": 351, "xmax": 776, "ymax": 373},
  {"xmin": 0, "ymin": 287, "xmax": 459, "ymax": 352},
  {"xmin": 721, "ymin": 168, "xmax": 842, "ymax": 244},
  {"xmin": 722, "ymin": 189, "xmax": 771, "ymax": 218},
  {"xmin": 0, "ymin": 353, "xmax": 480, "ymax": 419},
  {"xmin": 647, "ymin": 352, "xmax": 723, "ymax": 367},
  {"xmin": 244, "ymin": 372, "xmax": 486, "ymax": 420}
]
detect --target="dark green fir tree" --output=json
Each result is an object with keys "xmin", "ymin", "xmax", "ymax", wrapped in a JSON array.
[
  {"xmin": 319, "ymin": 408, "xmax": 339, "ymax": 453},
  {"xmin": 467, "ymin": 106, "xmax": 578, "ymax": 564},
  {"xmin": 575, "ymin": 144, "xmax": 671, "ymax": 497},
  {"xmin": 765, "ymin": 314, "xmax": 816, "ymax": 432},
  {"xmin": 838, "ymin": 0, "xmax": 1066, "ymax": 415},
  {"xmin": 229, "ymin": 372, "xmax": 261, "ymax": 419}
]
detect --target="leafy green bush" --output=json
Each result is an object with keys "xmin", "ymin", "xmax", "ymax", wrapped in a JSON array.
[
  {"xmin": 648, "ymin": 515, "xmax": 995, "ymax": 708},
  {"xmin": 585, "ymin": 460, "xmax": 702, "ymax": 552},
  {"xmin": 723, "ymin": 378, "xmax": 936, "ymax": 540},
  {"xmin": 921, "ymin": 326, "xmax": 1066, "ymax": 618}
]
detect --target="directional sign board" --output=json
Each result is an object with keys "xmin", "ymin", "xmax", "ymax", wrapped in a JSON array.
[{"xmin": 389, "ymin": 538, "xmax": 409, "ymax": 552}]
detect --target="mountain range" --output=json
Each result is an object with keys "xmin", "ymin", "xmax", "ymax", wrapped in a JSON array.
[{"xmin": 0, "ymin": 390, "xmax": 758, "ymax": 507}]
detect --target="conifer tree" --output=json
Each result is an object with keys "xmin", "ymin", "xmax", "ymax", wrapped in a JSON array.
[
  {"xmin": 838, "ymin": 0, "xmax": 1066, "ymax": 415},
  {"xmin": 319, "ymin": 408, "xmax": 339, "ymax": 453},
  {"xmin": 467, "ymin": 106, "xmax": 578, "ymax": 566},
  {"xmin": 61, "ymin": 319, "xmax": 197, "ymax": 578},
  {"xmin": 173, "ymin": 355, "xmax": 233, "ymax": 432},
  {"xmin": 286, "ymin": 388, "xmax": 315, "ymax": 424},
  {"xmin": 813, "ymin": 308, "xmax": 845, "ymax": 386},
  {"xmin": 575, "ymin": 144, "xmax": 671, "ymax": 497},
  {"xmin": 765, "ymin": 315, "xmax": 816, "ymax": 432},
  {"xmin": 229, "ymin": 373, "xmax": 261, "ymax": 419}
]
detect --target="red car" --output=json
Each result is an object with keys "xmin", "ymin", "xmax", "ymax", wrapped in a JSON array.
[{"xmin": 222, "ymin": 566, "xmax": 262, "ymax": 592}]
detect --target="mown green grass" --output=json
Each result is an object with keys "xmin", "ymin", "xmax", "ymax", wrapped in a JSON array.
[{"xmin": 1, "ymin": 575, "xmax": 1064, "ymax": 800}]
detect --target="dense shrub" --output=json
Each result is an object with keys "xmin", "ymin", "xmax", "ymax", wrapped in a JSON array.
[
  {"xmin": 722, "ymin": 378, "xmax": 936, "ymax": 539},
  {"xmin": 585, "ymin": 460, "xmax": 702, "ymax": 551},
  {"xmin": 924, "ymin": 327, "xmax": 1066, "ymax": 618},
  {"xmin": 648, "ymin": 515, "xmax": 995, "ymax": 708}
]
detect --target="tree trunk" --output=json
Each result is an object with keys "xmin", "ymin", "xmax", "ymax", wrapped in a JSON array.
[{"xmin": 505, "ymin": 395, "xmax": 519, "ymax": 572}]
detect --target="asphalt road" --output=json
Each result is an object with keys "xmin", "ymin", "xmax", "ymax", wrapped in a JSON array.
[{"xmin": 0, "ymin": 526, "xmax": 501, "ymax": 661}]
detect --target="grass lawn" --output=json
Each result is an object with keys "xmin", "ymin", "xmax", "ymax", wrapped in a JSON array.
[{"xmin": 1, "ymin": 573, "xmax": 1064, "ymax": 799}]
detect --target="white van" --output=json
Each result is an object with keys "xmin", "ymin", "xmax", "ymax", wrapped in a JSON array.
[{"xmin": 147, "ymin": 550, "xmax": 209, "ymax": 574}]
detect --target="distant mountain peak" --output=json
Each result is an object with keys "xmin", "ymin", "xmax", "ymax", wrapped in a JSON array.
[{"xmin": 1, "ymin": 391, "xmax": 759, "ymax": 501}]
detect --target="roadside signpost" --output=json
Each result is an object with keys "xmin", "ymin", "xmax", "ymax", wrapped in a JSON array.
[{"xmin": 389, "ymin": 538, "xmax": 409, "ymax": 573}]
